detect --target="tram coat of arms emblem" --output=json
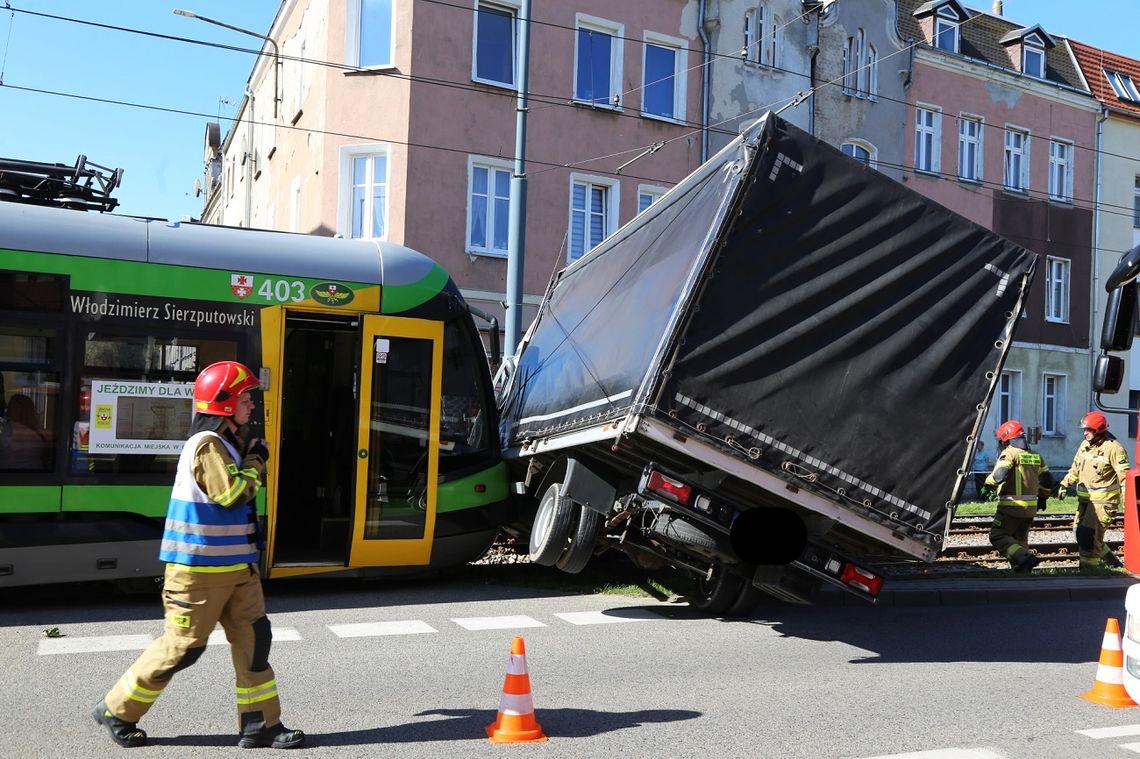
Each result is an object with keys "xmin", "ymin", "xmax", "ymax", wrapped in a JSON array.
[{"xmin": 231, "ymin": 273, "xmax": 254, "ymax": 299}]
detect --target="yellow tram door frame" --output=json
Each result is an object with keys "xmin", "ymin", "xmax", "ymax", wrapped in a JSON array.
[
  {"xmin": 257, "ymin": 304, "xmax": 286, "ymax": 573},
  {"xmin": 349, "ymin": 315, "xmax": 442, "ymax": 567}
]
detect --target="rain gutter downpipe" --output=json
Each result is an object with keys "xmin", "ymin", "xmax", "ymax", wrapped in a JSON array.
[{"xmin": 698, "ymin": 0, "xmax": 710, "ymax": 162}]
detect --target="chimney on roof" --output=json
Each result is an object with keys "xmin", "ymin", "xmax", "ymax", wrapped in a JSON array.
[{"xmin": 992, "ymin": 0, "xmax": 1003, "ymax": 14}]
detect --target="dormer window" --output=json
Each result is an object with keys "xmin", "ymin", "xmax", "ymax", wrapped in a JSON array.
[
  {"xmin": 934, "ymin": 6, "xmax": 960, "ymax": 52},
  {"xmin": 1105, "ymin": 69, "xmax": 1140, "ymax": 103},
  {"xmin": 1022, "ymin": 36, "xmax": 1044, "ymax": 78}
]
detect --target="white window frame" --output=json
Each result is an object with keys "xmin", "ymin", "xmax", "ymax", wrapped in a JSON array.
[
  {"xmin": 641, "ymin": 31, "xmax": 687, "ymax": 123},
  {"xmin": 472, "ymin": 0, "xmax": 519, "ymax": 88},
  {"xmin": 337, "ymin": 143, "xmax": 390, "ymax": 240},
  {"xmin": 743, "ymin": 9, "xmax": 758, "ymax": 64},
  {"xmin": 842, "ymin": 35, "xmax": 855, "ymax": 95},
  {"xmin": 1041, "ymin": 373, "xmax": 1067, "ymax": 436},
  {"xmin": 914, "ymin": 105, "xmax": 941, "ymax": 175},
  {"xmin": 1022, "ymin": 36, "xmax": 1045, "ymax": 78},
  {"xmin": 466, "ymin": 156, "xmax": 513, "ymax": 257},
  {"xmin": 573, "ymin": 14, "xmax": 624, "ymax": 109},
  {"xmin": 997, "ymin": 371, "xmax": 1022, "ymax": 430},
  {"xmin": 346, "ymin": 0, "xmax": 395, "ymax": 69},
  {"xmin": 568, "ymin": 172, "xmax": 619, "ymax": 263},
  {"xmin": 1048, "ymin": 138, "xmax": 1073, "ymax": 202},
  {"xmin": 637, "ymin": 184, "xmax": 667, "ymax": 215},
  {"xmin": 770, "ymin": 15, "xmax": 783, "ymax": 69},
  {"xmin": 1003, "ymin": 126, "xmax": 1030, "ymax": 193},
  {"xmin": 1044, "ymin": 256, "xmax": 1070, "ymax": 323},
  {"xmin": 855, "ymin": 29, "xmax": 868, "ymax": 96},
  {"xmin": 1107, "ymin": 70, "xmax": 1140, "ymax": 102},
  {"xmin": 934, "ymin": 7, "xmax": 960, "ymax": 53},
  {"xmin": 957, "ymin": 114, "xmax": 983, "ymax": 183},
  {"xmin": 841, "ymin": 140, "xmax": 877, "ymax": 169},
  {"xmin": 865, "ymin": 43, "xmax": 877, "ymax": 100}
]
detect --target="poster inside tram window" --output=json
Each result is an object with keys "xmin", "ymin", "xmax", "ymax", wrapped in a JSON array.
[{"xmin": 89, "ymin": 380, "xmax": 195, "ymax": 454}]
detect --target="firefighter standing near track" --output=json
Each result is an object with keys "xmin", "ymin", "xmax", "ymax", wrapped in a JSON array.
[
  {"xmin": 1058, "ymin": 410, "xmax": 1129, "ymax": 573},
  {"xmin": 985, "ymin": 419, "xmax": 1055, "ymax": 573},
  {"xmin": 92, "ymin": 361, "xmax": 305, "ymax": 750}
]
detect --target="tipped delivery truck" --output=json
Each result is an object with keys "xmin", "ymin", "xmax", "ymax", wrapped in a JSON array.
[{"xmin": 495, "ymin": 112, "xmax": 1037, "ymax": 612}]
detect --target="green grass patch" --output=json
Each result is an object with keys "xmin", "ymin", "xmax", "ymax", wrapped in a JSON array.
[{"xmin": 955, "ymin": 496, "xmax": 1078, "ymax": 516}]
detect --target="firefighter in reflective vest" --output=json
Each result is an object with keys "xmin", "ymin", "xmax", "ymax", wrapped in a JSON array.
[
  {"xmin": 92, "ymin": 361, "xmax": 304, "ymax": 750},
  {"xmin": 1058, "ymin": 410, "xmax": 1129, "ymax": 573},
  {"xmin": 985, "ymin": 419, "xmax": 1055, "ymax": 573}
]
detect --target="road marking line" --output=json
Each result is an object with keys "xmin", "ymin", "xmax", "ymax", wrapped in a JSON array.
[
  {"xmin": 327, "ymin": 620, "xmax": 437, "ymax": 638},
  {"xmin": 38, "ymin": 634, "xmax": 154, "ymax": 655},
  {"xmin": 857, "ymin": 750, "xmax": 1007, "ymax": 759},
  {"xmin": 554, "ymin": 610, "xmax": 660, "ymax": 625},
  {"xmin": 1077, "ymin": 725, "xmax": 1140, "ymax": 739},
  {"xmin": 451, "ymin": 615, "xmax": 545, "ymax": 631},
  {"xmin": 1118, "ymin": 742, "xmax": 1140, "ymax": 754},
  {"xmin": 208, "ymin": 627, "xmax": 302, "ymax": 645}
]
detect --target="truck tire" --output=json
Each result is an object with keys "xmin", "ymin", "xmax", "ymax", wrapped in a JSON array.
[
  {"xmin": 529, "ymin": 483, "xmax": 575, "ymax": 566},
  {"xmin": 648, "ymin": 513, "xmax": 719, "ymax": 553},
  {"xmin": 688, "ymin": 569, "xmax": 745, "ymax": 615},
  {"xmin": 724, "ymin": 582, "xmax": 764, "ymax": 618},
  {"xmin": 555, "ymin": 502, "xmax": 602, "ymax": 574}
]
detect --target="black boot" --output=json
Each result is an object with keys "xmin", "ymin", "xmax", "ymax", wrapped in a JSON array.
[
  {"xmin": 92, "ymin": 702, "xmax": 147, "ymax": 748},
  {"xmin": 1104, "ymin": 551, "xmax": 1125, "ymax": 569},
  {"xmin": 238, "ymin": 712, "xmax": 305, "ymax": 749},
  {"xmin": 1014, "ymin": 555, "xmax": 1041, "ymax": 573}
]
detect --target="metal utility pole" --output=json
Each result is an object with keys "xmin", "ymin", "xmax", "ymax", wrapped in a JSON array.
[{"xmin": 503, "ymin": 0, "xmax": 532, "ymax": 358}]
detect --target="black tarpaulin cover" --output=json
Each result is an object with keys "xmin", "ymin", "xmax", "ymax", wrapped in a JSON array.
[
  {"xmin": 662, "ymin": 116, "xmax": 1035, "ymax": 540},
  {"xmin": 501, "ymin": 112, "xmax": 1034, "ymax": 546}
]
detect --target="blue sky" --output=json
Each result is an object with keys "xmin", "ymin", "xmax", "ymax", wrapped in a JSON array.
[{"xmin": 0, "ymin": 1, "xmax": 1135, "ymax": 221}]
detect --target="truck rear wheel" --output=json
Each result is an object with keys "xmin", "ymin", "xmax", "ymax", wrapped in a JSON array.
[
  {"xmin": 555, "ymin": 502, "xmax": 602, "ymax": 574},
  {"xmin": 688, "ymin": 569, "xmax": 745, "ymax": 615},
  {"xmin": 528, "ymin": 483, "xmax": 575, "ymax": 566},
  {"xmin": 724, "ymin": 582, "xmax": 764, "ymax": 617}
]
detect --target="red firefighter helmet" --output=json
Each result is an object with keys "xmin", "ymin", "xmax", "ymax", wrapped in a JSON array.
[
  {"xmin": 193, "ymin": 361, "xmax": 259, "ymax": 417},
  {"xmin": 995, "ymin": 419, "xmax": 1024, "ymax": 443},
  {"xmin": 1080, "ymin": 411, "xmax": 1108, "ymax": 435}
]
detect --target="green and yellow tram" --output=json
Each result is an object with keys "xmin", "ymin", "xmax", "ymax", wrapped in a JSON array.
[{"xmin": 0, "ymin": 202, "xmax": 507, "ymax": 587}]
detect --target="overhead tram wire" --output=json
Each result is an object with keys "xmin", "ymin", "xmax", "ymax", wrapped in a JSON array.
[{"xmin": 6, "ymin": 3, "xmax": 1139, "ymax": 220}]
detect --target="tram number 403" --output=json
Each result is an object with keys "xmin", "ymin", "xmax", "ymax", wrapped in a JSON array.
[{"xmin": 257, "ymin": 278, "xmax": 307, "ymax": 303}]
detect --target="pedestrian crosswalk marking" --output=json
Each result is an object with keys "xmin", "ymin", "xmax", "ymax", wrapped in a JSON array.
[
  {"xmin": 208, "ymin": 627, "xmax": 301, "ymax": 645},
  {"xmin": 451, "ymin": 615, "xmax": 545, "ymax": 631},
  {"xmin": 328, "ymin": 620, "xmax": 437, "ymax": 638},
  {"xmin": 1119, "ymin": 742, "xmax": 1140, "ymax": 754},
  {"xmin": 856, "ymin": 750, "xmax": 1006, "ymax": 759},
  {"xmin": 1076, "ymin": 724, "xmax": 1140, "ymax": 739},
  {"xmin": 38, "ymin": 634, "xmax": 153, "ymax": 656},
  {"xmin": 554, "ymin": 609, "xmax": 659, "ymax": 625}
]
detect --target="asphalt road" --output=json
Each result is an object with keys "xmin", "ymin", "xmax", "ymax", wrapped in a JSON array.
[{"xmin": 4, "ymin": 575, "xmax": 1140, "ymax": 758}]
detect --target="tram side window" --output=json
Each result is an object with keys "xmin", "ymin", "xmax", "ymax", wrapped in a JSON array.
[
  {"xmin": 439, "ymin": 318, "xmax": 492, "ymax": 472},
  {"xmin": 74, "ymin": 332, "xmax": 239, "ymax": 475},
  {"xmin": 0, "ymin": 326, "xmax": 59, "ymax": 473}
]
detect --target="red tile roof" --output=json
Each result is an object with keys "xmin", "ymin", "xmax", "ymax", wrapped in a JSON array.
[{"xmin": 1069, "ymin": 39, "xmax": 1140, "ymax": 118}]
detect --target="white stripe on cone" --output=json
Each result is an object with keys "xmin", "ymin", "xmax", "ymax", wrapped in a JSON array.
[
  {"xmin": 497, "ymin": 692, "xmax": 536, "ymax": 714},
  {"xmin": 506, "ymin": 654, "xmax": 528, "ymax": 674},
  {"xmin": 1102, "ymin": 633, "xmax": 1122, "ymax": 651},
  {"xmin": 1095, "ymin": 664, "xmax": 1126, "ymax": 685}
]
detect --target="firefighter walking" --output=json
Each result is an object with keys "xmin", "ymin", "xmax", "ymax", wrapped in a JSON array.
[
  {"xmin": 92, "ymin": 361, "xmax": 305, "ymax": 749},
  {"xmin": 985, "ymin": 419, "xmax": 1055, "ymax": 573},
  {"xmin": 1058, "ymin": 411, "xmax": 1129, "ymax": 573}
]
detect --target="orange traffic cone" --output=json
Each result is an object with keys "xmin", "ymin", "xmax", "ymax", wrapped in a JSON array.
[
  {"xmin": 1081, "ymin": 618, "xmax": 1138, "ymax": 708},
  {"xmin": 486, "ymin": 636, "xmax": 548, "ymax": 743}
]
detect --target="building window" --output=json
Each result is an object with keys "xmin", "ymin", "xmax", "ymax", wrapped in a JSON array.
[
  {"xmin": 467, "ymin": 157, "xmax": 512, "ymax": 257},
  {"xmin": 934, "ymin": 7, "xmax": 960, "ymax": 53},
  {"xmin": 1106, "ymin": 70, "xmax": 1140, "ymax": 103},
  {"xmin": 350, "ymin": 0, "xmax": 393, "ymax": 68},
  {"xmin": 568, "ymin": 174, "xmax": 618, "ymax": 262},
  {"xmin": 1023, "ymin": 37, "xmax": 1045, "ymax": 78},
  {"xmin": 1045, "ymin": 256, "xmax": 1070, "ymax": 323},
  {"xmin": 957, "ymin": 115, "xmax": 983, "ymax": 182},
  {"xmin": 574, "ymin": 15, "xmax": 623, "ymax": 108},
  {"xmin": 643, "ymin": 33, "xmax": 686, "ymax": 121},
  {"xmin": 638, "ymin": 184, "xmax": 666, "ymax": 214},
  {"xmin": 742, "ymin": 4, "xmax": 778, "ymax": 67},
  {"xmin": 474, "ymin": 2, "xmax": 517, "ymax": 87},
  {"xmin": 914, "ymin": 106, "xmax": 941, "ymax": 174},
  {"xmin": 842, "ymin": 141, "xmax": 877, "ymax": 169},
  {"xmin": 1004, "ymin": 127, "xmax": 1029, "ymax": 192},
  {"xmin": 1048, "ymin": 139, "xmax": 1073, "ymax": 202},
  {"xmin": 842, "ymin": 31, "xmax": 875, "ymax": 99},
  {"xmin": 997, "ymin": 371, "xmax": 1022, "ymax": 429},
  {"xmin": 1042, "ymin": 374, "xmax": 1066, "ymax": 436},
  {"xmin": 842, "ymin": 35, "xmax": 855, "ymax": 95},
  {"xmin": 338, "ymin": 144, "xmax": 389, "ymax": 240},
  {"xmin": 743, "ymin": 9, "xmax": 758, "ymax": 64}
]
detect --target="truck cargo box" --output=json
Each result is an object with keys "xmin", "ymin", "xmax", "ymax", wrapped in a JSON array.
[{"xmin": 497, "ymin": 112, "xmax": 1036, "ymax": 607}]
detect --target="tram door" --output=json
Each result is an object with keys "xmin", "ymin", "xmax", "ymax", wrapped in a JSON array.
[
  {"xmin": 349, "ymin": 316, "xmax": 442, "ymax": 567},
  {"xmin": 267, "ymin": 311, "xmax": 441, "ymax": 573}
]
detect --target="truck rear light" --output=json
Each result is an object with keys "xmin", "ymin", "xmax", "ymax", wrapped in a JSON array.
[
  {"xmin": 694, "ymin": 494, "xmax": 712, "ymax": 512},
  {"xmin": 645, "ymin": 470, "xmax": 692, "ymax": 505},
  {"xmin": 838, "ymin": 563, "xmax": 883, "ymax": 597}
]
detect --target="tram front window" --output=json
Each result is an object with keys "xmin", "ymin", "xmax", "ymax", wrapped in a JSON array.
[{"xmin": 438, "ymin": 319, "xmax": 492, "ymax": 473}]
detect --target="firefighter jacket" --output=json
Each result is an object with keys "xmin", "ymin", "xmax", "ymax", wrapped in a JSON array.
[
  {"xmin": 1060, "ymin": 434, "xmax": 1130, "ymax": 505},
  {"xmin": 985, "ymin": 445, "xmax": 1050, "ymax": 511},
  {"xmin": 159, "ymin": 429, "xmax": 265, "ymax": 567}
]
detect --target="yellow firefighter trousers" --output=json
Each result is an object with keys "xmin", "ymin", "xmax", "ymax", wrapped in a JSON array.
[
  {"xmin": 989, "ymin": 505, "xmax": 1036, "ymax": 569},
  {"xmin": 104, "ymin": 564, "xmax": 281, "ymax": 729},
  {"xmin": 1074, "ymin": 498, "xmax": 1117, "ymax": 567}
]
